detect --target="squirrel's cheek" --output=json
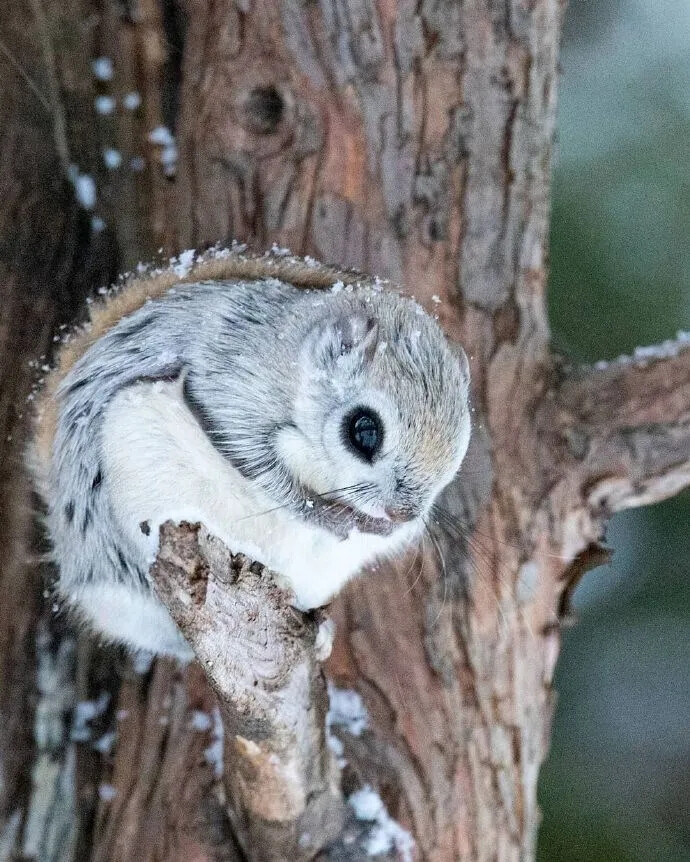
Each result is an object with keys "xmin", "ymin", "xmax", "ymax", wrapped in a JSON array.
[{"xmin": 274, "ymin": 425, "xmax": 331, "ymax": 493}]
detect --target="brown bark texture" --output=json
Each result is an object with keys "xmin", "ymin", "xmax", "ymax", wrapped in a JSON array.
[{"xmin": 0, "ymin": 1, "xmax": 688, "ymax": 861}]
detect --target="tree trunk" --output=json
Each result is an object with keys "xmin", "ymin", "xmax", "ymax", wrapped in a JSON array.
[{"xmin": 1, "ymin": 2, "xmax": 689, "ymax": 861}]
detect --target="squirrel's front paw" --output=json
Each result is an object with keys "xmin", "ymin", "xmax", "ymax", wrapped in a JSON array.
[{"xmin": 314, "ymin": 612, "xmax": 336, "ymax": 662}]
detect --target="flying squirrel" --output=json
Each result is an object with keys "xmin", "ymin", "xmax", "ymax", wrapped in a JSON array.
[{"xmin": 28, "ymin": 246, "xmax": 471, "ymax": 660}]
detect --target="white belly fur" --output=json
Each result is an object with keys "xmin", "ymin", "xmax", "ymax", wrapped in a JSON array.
[{"xmin": 100, "ymin": 379, "xmax": 417, "ymax": 612}]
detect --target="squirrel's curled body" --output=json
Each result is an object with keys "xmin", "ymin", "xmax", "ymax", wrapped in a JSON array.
[{"xmin": 31, "ymin": 253, "xmax": 470, "ymax": 659}]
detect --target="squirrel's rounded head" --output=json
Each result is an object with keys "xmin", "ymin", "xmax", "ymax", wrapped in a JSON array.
[{"xmin": 275, "ymin": 289, "xmax": 471, "ymax": 539}]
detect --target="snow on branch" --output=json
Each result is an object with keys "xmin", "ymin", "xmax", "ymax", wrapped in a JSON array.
[
  {"xmin": 556, "ymin": 335, "xmax": 690, "ymax": 512},
  {"xmin": 149, "ymin": 521, "xmax": 345, "ymax": 859}
]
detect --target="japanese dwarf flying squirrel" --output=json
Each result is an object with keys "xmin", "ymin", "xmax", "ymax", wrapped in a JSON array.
[{"xmin": 29, "ymin": 248, "xmax": 471, "ymax": 659}]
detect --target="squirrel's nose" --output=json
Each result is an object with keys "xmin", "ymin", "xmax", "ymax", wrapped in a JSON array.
[{"xmin": 384, "ymin": 505, "xmax": 416, "ymax": 524}]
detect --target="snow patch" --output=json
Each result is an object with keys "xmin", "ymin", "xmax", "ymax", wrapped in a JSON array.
[
  {"xmin": 349, "ymin": 784, "xmax": 415, "ymax": 861},
  {"xmin": 91, "ymin": 57, "xmax": 114, "ymax": 81},
  {"xmin": 93, "ymin": 730, "xmax": 116, "ymax": 755},
  {"xmin": 632, "ymin": 331, "xmax": 690, "ymax": 360},
  {"xmin": 594, "ymin": 332, "xmax": 690, "ymax": 370},
  {"xmin": 160, "ymin": 143, "xmax": 178, "ymax": 175},
  {"xmin": 203, "ymin": 706, "xmax": 224, "ymax": 777},
  {"xmin": 132, "ymin": 651, "xmax": 153, "ymax": 675},
  {"xmin": 327, "ymin": 683, "xmax": 368, "ymax": 736},
  {"xmin": 190, "ymin": 710, "xmax": 213, "ymax": 732},
  {"xmin": 98, "ymin": 783, "xmax": 118, "ymax": 802},
  {"xmin": 148, "ymin": 126, "xmax": 178, "ymax": 176},
  {"xmin": 74, "ymin": 173, "xmax": 96, "ymax": 210},
  {"xmin": 173, "ymin": 249, "xmax": 196, "ymax": 277},
  {"xmin": 123, "ymin": 91, "xmax": 141, "ymax": 110},
  {"xmin": 95, "ymin": 95, "xmax": 116, "ymax": 115},
  {"xmin": 103, "ymin": 147, "xmax": 122, "ymax": 169},
  {"xmin": 327, "ymin": 732, "xmax": 344, "ymax": 759},
  {"xmin": 71, "ymin": 692, "xmax": 110, "ymax": 742},
  {"xmin": 148, "ymin": 125, "xmax": 174, "ymax": 146}
]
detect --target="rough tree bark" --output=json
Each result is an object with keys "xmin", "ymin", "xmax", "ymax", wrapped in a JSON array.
[{"xmin": 0, "ymin": 1, "xmax": 689, "ymax": 861}]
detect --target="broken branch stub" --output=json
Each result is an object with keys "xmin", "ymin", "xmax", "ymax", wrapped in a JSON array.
[{"xmin": 150, "ymin": 521, "xmax": 345, "ymax": 860}]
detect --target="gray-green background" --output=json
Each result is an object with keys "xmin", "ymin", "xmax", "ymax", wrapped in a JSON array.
[{"xmin": 538, "ymin": 1, "xmax": 689, "ymax": 859}]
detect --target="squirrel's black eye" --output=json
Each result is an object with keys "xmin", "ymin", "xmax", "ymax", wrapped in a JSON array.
[{"xmin": 344, "ymin": 408, "xmax": 384, "ymax": 462}]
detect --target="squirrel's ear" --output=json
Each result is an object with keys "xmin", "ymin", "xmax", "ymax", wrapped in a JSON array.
[{"xmin": 309, "ymin": 312, "xmax": 379, "ymax": 365}]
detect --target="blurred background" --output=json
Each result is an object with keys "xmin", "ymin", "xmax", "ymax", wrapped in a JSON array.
[{"xmin": 538, "ymin": 1, "xmax": 690, "ymax": 859}]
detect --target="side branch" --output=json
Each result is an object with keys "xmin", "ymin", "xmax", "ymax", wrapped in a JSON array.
[
  {"xmin": 555, "ymin": 336, "xmax": 690, "ymax": 512},
  {"xmin": 150, "ymin": 522, "xmax": 344, "ymax": 860}
]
